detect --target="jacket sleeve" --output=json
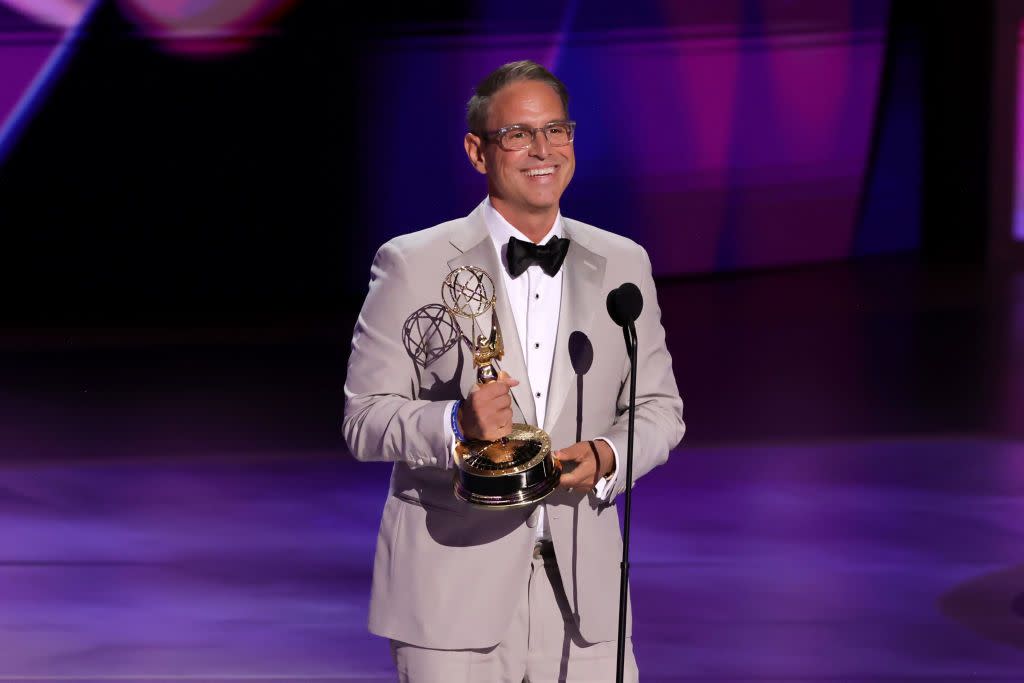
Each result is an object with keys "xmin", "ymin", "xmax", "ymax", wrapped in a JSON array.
[
  {"xmin": 342, "ymin": 240, "xmax": 452, "ymax": 469},
  {"xmin": 599, "ymin": 246, "xmax": 685, "ymax": 500}
]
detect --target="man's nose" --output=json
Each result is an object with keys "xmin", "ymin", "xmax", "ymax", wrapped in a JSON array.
[{"xmin": 528, "ymin": 130, "xmax": 551, "ymax": 157}]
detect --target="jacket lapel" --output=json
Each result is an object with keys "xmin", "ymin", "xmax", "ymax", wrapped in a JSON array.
[
  {"xmin": 543, "ymin": 222, "xmax": 606, "ymax": 434},
  {"xmin": 446, "ymin": 208, "xmax": 537, "ymax": 426}
]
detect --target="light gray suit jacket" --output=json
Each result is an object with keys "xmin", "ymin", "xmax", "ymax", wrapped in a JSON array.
[{"xmin": 342, "ymin": 201, "xmax": 684, "ymax": 649}]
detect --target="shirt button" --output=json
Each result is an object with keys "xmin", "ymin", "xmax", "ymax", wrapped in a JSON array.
[
  {"xmin": 534, "ymin": 343, "xmax": 540, "ymax": 349},
  {"xmin": 534, "ymin": 293, "xmax": 540, "ymax": 299},
  {"xmin": 535, "ymin": 392, "xmax": 541, "ymax": 398}
]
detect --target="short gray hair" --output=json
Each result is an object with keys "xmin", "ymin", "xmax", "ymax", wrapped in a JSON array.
[{"xmin": 466, "ymin": 60, "xmax": 570, "ymax": 135}]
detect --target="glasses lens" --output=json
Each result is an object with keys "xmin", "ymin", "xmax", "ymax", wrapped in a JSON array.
[
  {"xmin": 499, "ymin": 126, "xmax": 532, "ymax": 150},
  {"xmin": 495, "ymin": 122, "xmax": 575, "ymax": 150},
  {"xmin": 544, "ymin": 123, "xmax": 573, "ymax": 146}
]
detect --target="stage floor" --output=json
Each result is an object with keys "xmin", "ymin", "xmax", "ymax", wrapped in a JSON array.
[
  {"xmin": 2, "ymin": 439, "xmax": 1023, "ymax": 681},
  {"xmin": 2, "ymin": 255, "xmax": 1023, "ymax": 680}
]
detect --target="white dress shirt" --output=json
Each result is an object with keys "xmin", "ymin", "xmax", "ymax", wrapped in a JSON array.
[{"xmin": 444, "ymin": 198, "xmax": 619, "ymax": 540}]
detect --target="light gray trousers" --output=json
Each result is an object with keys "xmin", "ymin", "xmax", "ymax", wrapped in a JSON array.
[{"xmin": 390, "ymin": 541, "xmax": 638, "ymax": 682}]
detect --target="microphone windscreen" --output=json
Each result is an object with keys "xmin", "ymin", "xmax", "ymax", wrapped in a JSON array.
[{"xmin": 606, "ymin": 282, "xmax": 643, "ymax": 326}]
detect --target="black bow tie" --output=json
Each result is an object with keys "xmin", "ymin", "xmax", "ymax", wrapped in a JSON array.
[{"xmin": 506, "ymin": 235, "xmax": 570, "ymax": 278}]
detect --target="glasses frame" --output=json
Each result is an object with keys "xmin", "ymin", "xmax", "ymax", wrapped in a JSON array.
[{"xmin": 482, "ymin": 120, "xmax": 577, "ymax": 152}]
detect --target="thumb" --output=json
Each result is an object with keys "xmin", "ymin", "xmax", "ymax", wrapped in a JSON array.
[{"xmin": 497, "ymin": 370, "xmax": 520, "ymax": 387}]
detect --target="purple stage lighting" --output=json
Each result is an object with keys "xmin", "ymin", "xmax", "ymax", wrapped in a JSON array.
[
  {"xmin": 0, "ymin": 0, "xmax": 96, "ymax": 165},
  {"xmin": 1014, "ymin": 20, "xmax": 1024, "ymax": 242}
]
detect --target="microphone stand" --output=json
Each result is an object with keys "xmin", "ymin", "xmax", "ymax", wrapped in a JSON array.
[{"xmin": 615, "ymin": 320, "xmax": 638, "ymax": 683}]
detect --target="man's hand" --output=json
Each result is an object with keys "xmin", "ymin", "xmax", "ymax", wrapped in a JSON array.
[
  {"xmin": 458, "ymin": 370, "xmax": 519, "ymax": 441},
  {"xmin": 556, "ymin": 440, "xmax": 614, "ymax": 493}
]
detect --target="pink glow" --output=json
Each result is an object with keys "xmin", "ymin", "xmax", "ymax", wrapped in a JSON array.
[
  {"xmin": 117, "ymin": 0, "xmax": 299, "ymax": 58},
  {"xmin": 0, "ymin": 0, "xmax": 88, "ymax": 28},
  {"xmin": 601, "ymin": 28, "xmax": 883, "ymax": 273}
]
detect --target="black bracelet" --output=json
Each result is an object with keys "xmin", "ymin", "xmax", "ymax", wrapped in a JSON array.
[{"xmin": 451, "ymin": 399, "xmax": 466, "ymax": 442}]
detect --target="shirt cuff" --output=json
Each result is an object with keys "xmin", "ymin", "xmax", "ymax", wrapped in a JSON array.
[
  {"xmin": 442, "ymin": 400, "xmax": 458, "ymax": 470},
  {"xmin": 592, "ymin": 436, "xmax": 620, "ymax": 501}
]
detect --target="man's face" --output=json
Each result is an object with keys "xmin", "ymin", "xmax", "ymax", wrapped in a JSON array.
[{"xmin": 465, "ymin": 79, "xmax": 575, "ymax": 222}]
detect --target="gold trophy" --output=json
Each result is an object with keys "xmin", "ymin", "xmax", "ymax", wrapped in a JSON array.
[{"xmin": 442, "ymin": 266, "xmax": 561, "ymax": 508}]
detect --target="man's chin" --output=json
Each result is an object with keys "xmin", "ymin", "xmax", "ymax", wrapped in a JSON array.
[
  {"xmin": 521, "ymin": 190, "xmax": 564, "ymax": 212},
  {"xmin": 493, "ymin": 190, "xmax": 563, "ymax": 216}
]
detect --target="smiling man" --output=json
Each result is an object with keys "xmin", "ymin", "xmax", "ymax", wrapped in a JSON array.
[{"xmin": 343, "ymin": 60, "xmax": 684, "ymax": 682}]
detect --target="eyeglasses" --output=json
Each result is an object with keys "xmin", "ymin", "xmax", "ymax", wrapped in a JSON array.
[{"xmin": 483, "ymin": 120, "xmax": 576, "ymax": 151}]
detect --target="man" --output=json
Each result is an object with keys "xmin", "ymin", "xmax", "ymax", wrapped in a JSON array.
[{"xmin": 343, "ymin": 59, "xmax": 684, "ymax": 682}]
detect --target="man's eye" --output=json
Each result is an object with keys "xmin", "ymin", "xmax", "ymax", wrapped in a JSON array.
[
  {"xmin": 547, "ymin": 126, "xmax": 564, "ymax": 135},
  {"xmin": 508, "ymin": 131, "xmax": 528, "ymax": 139}
]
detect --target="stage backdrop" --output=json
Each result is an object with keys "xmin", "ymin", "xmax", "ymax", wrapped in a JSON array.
[
  {"xmin": 355, "ymin": 1, "xmax": 895, "ymax": 278},
  {"xmin": 0, "ymin": 0, "xmax": 909, "ymax": 322}
]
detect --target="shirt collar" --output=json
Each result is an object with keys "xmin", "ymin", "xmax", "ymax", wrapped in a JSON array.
[{"xmin": 482, "ymin": 197, "xmax": 563, "ymax": 262}]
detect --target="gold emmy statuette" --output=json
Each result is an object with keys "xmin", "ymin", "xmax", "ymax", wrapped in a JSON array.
[{"xmin": 442, "ymin": 266, "xmax": 561, "ymax": 508}]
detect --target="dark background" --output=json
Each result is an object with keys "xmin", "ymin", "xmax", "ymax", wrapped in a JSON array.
[
  {"xmin": 0, "ymin": 0, "xmax": 1020, "ymax": 451},
  {"xmin": 0, "ymin": 0, "xmax": 1002, "ymax": 325}
]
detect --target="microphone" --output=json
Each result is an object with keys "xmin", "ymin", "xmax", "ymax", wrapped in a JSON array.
[
  {"xmin": 606, "ymin": 283, "xmax": 643, "ymax": 327},
  {"xmin": 606, "ymin": 282, "xmax": 644, "ymax": 683}
]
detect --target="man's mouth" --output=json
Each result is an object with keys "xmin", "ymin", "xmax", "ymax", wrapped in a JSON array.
[{"xmin": 523, "ymin": 167, "xmax": 556, "ymax": 177}]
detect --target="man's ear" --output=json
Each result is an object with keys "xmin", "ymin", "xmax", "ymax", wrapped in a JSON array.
[{"xmin": 464, "ymin": 133, "xmax": 487, "ymax": 175}]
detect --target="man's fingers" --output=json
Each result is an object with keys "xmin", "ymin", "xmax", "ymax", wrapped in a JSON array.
[
  {"xmin": 476, "ymin": 380, "xmax": 517, "ymax": 404},
  {"xmin": 555, "ymin": 443, "xmax": 603, "ymax": 491},
  {"xmin": 477, "ymin": 381, "xmax": 509, "ymax": 398},
  {"xmin": 478, "ymin": 406, "xmax": 514, "ymax": 440},
  {"xmin": 555, "ymin": 446, "xmax": 585, "ymax": 463},
  {"xmin": 497, "ymin": 370, "xmax": 520, "ymax": 387},
  {"xmin": 461, "ymin": 372, "xmax": 520, "ymax": 440},
  {"xmin": 559, "ymin": 466, "xmax": 594, "ymax": 490},
  {"xmin": 481, "ymin": 395, "xmax": 512, "ymax": 422},
  {"xmin": 559, "ymin": 468, "xmax": 583, "ymax": 487}
]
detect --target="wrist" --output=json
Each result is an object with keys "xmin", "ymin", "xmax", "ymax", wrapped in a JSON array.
[{"xmin": 595, "ymin": 440, "xmax": 615, "ymax": 478}]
